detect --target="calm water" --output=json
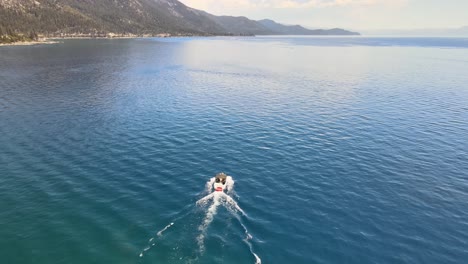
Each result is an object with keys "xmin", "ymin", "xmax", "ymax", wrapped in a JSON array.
[{"xmin": 1, "ymin": 37, "xmax": 468, "ymax": 264}]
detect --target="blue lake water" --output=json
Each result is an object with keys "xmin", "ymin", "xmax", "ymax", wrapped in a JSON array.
[{"xmin": 0, "ymin": 36, "xmax": 468, "ymax": 264}]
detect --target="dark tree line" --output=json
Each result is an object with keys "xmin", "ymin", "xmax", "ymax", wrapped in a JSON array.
[
  {"xmin": 0, "ymin": 24, "xmax": 39, "ymax": 44},
  {"xmin": 0, "ymin": 0, "xmax": 261, "ymax": 43},
  {"xmin": 0, "ymin": 0, "xmax": 201, "ymax": 38}
]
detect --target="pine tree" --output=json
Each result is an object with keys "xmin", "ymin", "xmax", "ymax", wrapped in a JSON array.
[
  {"xmin": 29, "ymin": 30, "xmax": 38, "ymax": 40},
  {"xmin": 6, "ymin": 26, "xmax": 13, "ymax": 36}
]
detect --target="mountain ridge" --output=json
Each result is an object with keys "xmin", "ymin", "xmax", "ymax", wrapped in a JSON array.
[
  {"xmin": 0, "ymin": 0, "xmax": 360, "ymax": 39},
  {"xmin": 258, "ymin": 19, "xmax": 359, "ymax": 35}
]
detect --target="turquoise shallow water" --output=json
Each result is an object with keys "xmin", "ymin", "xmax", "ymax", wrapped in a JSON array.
[{"xmin": 0, "ymin": 37, "xmax": 468, "ymax": 264}]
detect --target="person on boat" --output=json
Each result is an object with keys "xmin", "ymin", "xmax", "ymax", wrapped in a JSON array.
[{"xmin": 215, "ymin": 172, "xmax": 227, "ymax": 185}]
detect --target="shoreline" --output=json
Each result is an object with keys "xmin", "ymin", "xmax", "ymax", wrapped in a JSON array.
[
  {"xmin": 0, "ymin": 40, "xmax": 60, "ymax": 47},
  {"xmin": 1, "ymin": 34, "xmax": 371, "ymax": 47},
  {"xmin": 0, "ymin": 36, "xmax": 219, "ymax": 46},
  {"xmin": 0, "ymin": 34, "xmax": 250, "ymax": 46}
]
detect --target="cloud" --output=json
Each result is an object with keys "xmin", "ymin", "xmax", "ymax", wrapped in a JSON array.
[
  {"xmin": 180, "ymin": 0, "xmax": 407, "ymax": 10},
  {"xmin": 273, "ymin": 0, "xmax": 384, "ymax": 8}
]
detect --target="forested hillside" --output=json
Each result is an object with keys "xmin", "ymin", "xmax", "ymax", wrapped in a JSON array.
[
  {"xmin": 0, "ymin": 0, "xmax": 226, "ymax": 36},
  {"xmin": 0, "ymin": 0, "xmax": 359, "ymax": 43}
]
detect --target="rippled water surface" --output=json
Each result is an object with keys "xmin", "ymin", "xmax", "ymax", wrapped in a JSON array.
[{"xmin": 1, "ymin": 37, "xmax": 468, "ymax": 264}]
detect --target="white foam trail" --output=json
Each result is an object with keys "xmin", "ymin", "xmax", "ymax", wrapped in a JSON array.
[
  {"xmin": 205, "ymin": 177, "xmax": 216, "ymax": 194},
  {"xmin": 195, "ymin": 175, "xmax": 258, "ymax": 263},
  {"xmin": 157, "ymin": 222, "xmax": 174, "ymax": 236},
  {"xmin": 139, "ymin": 222, "xmax": 175, "ymax": 258},
  {"xmin": 139, "ymin": 209, "xmax": 191, "ymax": 259},
  {"xmin": 196, "ymin": 192, "xmax": 222, "ymax": 252},
  {"xmin": 196, "ymin": 193, "xmax": 214, "ymax": 206},
  {"xmin": 139, "ymin": 246, "xmax": 151, "ymax": 258},
  {"xmin": 222, "ymin": 193, "xmax": 245, "ymax": 216},
  {"xmin": 140, "ymin": 174, "xmax": 261, "ymax": 264},
  {"xmin": 225, "ymin": 176, "xmax": 235, "ymax": 194},
  {"xmin": 239, "ymin": 220, "xmax": 262, "ymax": 264},
  {"xmin": 253, "ymin": 253, "xmax": 262, "ymax": 264},
  {"xmin": 214, "ymin": 174, "xmax": 261, "ymax": 264},
  {"xmin": 196, "ymin": 191, "xmax": 261, "ymax": 264}
]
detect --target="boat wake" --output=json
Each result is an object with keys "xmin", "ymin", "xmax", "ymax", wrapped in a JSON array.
[{"xmin": 139, "ymin": 174, "xmax": 261, "ymax": 264}]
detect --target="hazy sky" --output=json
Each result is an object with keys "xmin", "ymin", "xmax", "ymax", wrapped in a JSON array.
[{"xmin": 179, "ymin": 0, "xmax": 468, "ymax": 30}]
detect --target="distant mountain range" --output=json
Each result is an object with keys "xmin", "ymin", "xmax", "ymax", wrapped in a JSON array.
[
  {"xmin": 258, "ymin": 19, "xmax": 359, "ymax": 36},
  {"xmin": 0, "ymin": 0, "xmax": 359, "ymax": 37}
]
